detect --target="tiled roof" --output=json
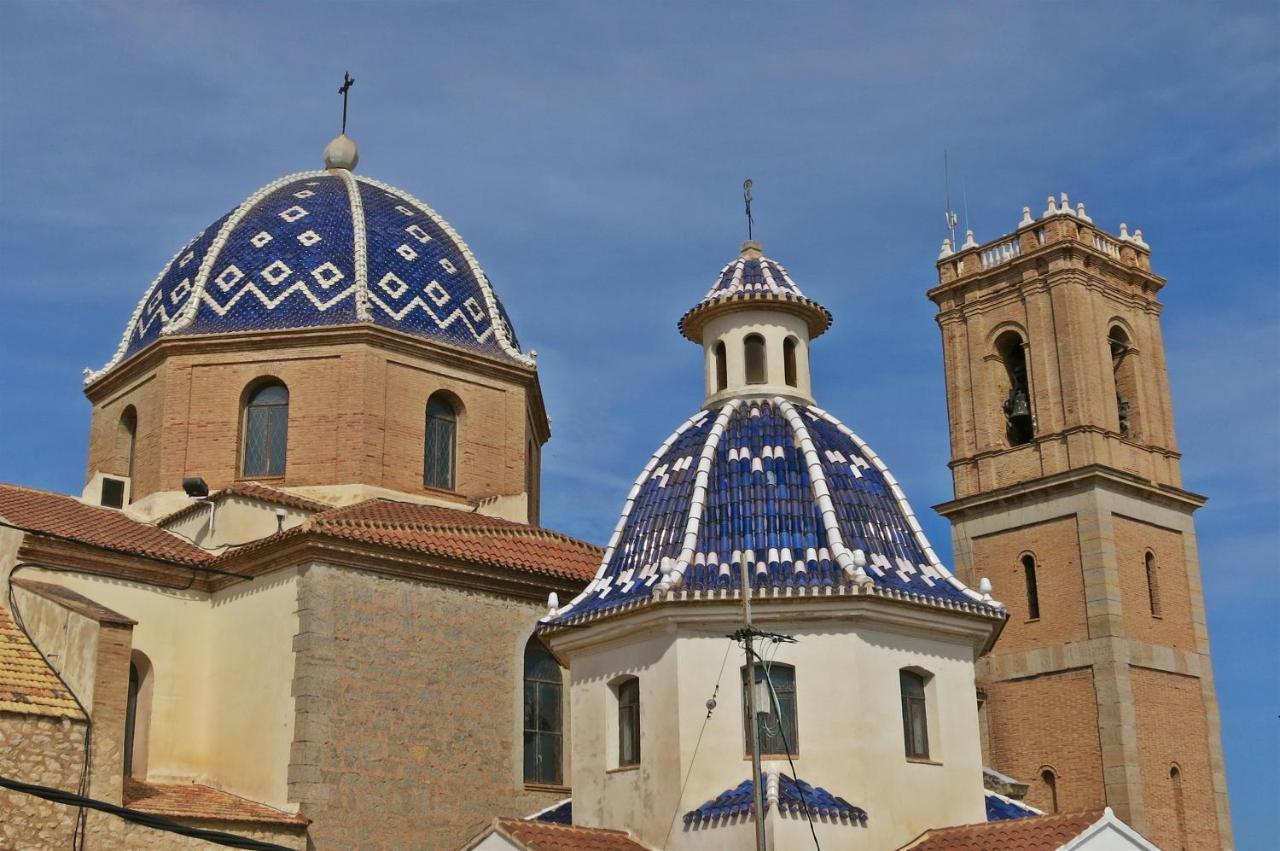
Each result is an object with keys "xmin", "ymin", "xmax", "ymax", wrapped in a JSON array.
[
  {"xmin": 305, "ymin": 499, "xmax": 601, "ymax": 583},
  {"xmin": 0, "ymin": 603, "xmax": 84, "ymax": 720},
  {"xmin": 157, "ymin": 481, "xmax": 330, "ymax": 526},
  {"xmin": 487, "ymin": 818, "xmax": 649, "ymax": 851},
  {"xmin": 900, "ymin": 810, "xmax": 1104, "ymax": 851},
  {"xmin": 89, "ymin": 168, "xmax": 531, "ymax": 383},
  {"xmin": 985, "ymin": 790, "xmax": 1042, "ymax": 821},
  {"xmin": 548, "ymin": 400, "xmax": 1001, "ymax": 625},
  {"xmin": 123, "ymin": 779, "xmax": 308, "ymax": 826},
  {"xmin": 678, "ymin": 243, "xmax": 832, "ymax": 341},
  {"xmin": 684, "ymin": 770, "xmax": 867, "ymax": 826},
  {"xmin": 0, "ymin": 484, "xmax": 210, "ymax": 567},
  {"xmin": 528, "ymin": 797, "xmax": 572, "ymax": 824}
]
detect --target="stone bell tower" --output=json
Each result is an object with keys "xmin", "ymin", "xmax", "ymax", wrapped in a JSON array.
[{"xmin": 927, "ymin": 196, "xmax": 1232, "ymax": 850}]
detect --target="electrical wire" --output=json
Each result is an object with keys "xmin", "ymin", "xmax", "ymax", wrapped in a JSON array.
[
  {"xmin": 661, "ymin": 638, "xmax": 733, "ymax": 851},
  {"xmin": 753, "ymin": 643, "xmax": 822, "ymax": 851},
  {"xmin": 0, "ymin": 775, "xmax": 293, "ymax": 850}
]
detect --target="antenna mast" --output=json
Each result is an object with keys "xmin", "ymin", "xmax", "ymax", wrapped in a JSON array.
[{"xmin": 943, "ymin": 151, "xmax": 958, "ymax": 246}]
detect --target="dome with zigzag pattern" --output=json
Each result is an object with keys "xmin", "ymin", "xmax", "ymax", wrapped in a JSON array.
[{"xmin": 89, "ymin": 137, "xmax": 528, "ymax": 383}]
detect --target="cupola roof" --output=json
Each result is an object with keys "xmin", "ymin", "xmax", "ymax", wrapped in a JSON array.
[
  {"xmin": 678, "ymin": 241, "xmax": 832, "ymax": 343},
  {"xmin": 88, "ymin": 137, "xmax": 530, "ymax": 383},
  {"xmin": 545, "ymin": 398, "xmax": 1001, "ymax": 626}
]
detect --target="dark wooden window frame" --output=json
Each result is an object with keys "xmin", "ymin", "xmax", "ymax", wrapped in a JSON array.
[
  {"xmin": 617, "ymin": 676, "xmax": 641, "ymax": 768},
  {"xmin": 900, "ymin": 669, "xmax": 930, "ymax": 760},
  {"xmin": 742, "ymin": 662, "xmax": 798, "ymax": 757}
]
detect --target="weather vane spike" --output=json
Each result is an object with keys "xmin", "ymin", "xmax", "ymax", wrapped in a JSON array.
[
  {"xmin": 338, "ymin": 71, "xmax": 355, "ymax": 135},
  {"xmin": 743, "ymin": 179, "xmax": 755, "ymax": 241}
]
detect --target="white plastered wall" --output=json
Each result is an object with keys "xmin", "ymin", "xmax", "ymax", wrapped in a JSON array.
[{"xmin": 702, "ymin": 309, "xmax": 814, "ymax": 406}]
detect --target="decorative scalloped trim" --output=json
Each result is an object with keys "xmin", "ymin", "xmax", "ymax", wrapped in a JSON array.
[
  {"xmin": 807, "ymin": 405, "xmax": 1000, "ymax": 608},
  {"xmin": 335, "ymin": 169, "xmax": 371, "ymax": 321},
  {"xmin": 777, "ymin": 399, "xmax": 870, "ymax": 586},
  {"xmin": 163, "ymin": 171, "xmax": 329, "ymax": 338},
  {"xmin": 660, "ymin": 399, "xmax": 741, "ymax": 591},
  {"xmin": 543, "ymin": 409, "xmax": 712, "ymax": 623},
  {"xmin": 354, "ymin": 175, "xmax": 533, "ymax": 367},
  {"xmin": 84, "ymin": 231, "xmax": 204, "ymax": 385}
]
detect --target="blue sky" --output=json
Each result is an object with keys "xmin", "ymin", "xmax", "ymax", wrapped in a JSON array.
[{"xmin": 1, "ymin": 1, "xmax": 1276, "ymax": 844}]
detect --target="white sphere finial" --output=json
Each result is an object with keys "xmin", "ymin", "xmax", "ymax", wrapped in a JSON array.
[{"xmin": 324, "ymin": 134, "xmax": 359, "ymax": 171}]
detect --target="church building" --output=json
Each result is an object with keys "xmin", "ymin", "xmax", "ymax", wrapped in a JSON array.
[{"xmin": 0, "ymin": 125, "xmax": 1229, "ymax": 851}]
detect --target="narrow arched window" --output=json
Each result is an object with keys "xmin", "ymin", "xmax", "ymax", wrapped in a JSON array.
[
  {"xmin": 424, "ymin": 393, "xmax": 458, "ymax": 490},
  {"xmin": 1023, "ymin": 554, "xmax": 1041, "ymax": 620},
  {"xmin": 900, "ymin": 669, "xmax": 930, "ymax": 759},
  {"xmin": 714, "ymin": 341, "xmax": 728, "ymax": 392},
  {"xmin": 242, "ymin": 382, "xmax": 289, "ymax": 478},
  {"xmin": 1171, "ymin": 764, "xmax": 1187, "ymax": 850},
  {"xmin": 1109, "ymin": 325, "xmax": 1141, "ymax": 440},
  {"xmin": 617, "ymin": 676, "xmax": 641, "ymax": 767},
  {"xmin": 743, "ymin": 663, "xmax": 797, "ymax": 756},
  {"xmin": 1041, "ymin": 768, "xmax": 1059, "ymax": 813},
  {"xmin": 124, "ymin": 661, "xmax": 140, "ymax": 777},
  {"xmin": 996, "ymin": 331, "xmax": 1033, "ymax": 446},
  {"xmin": 744, "ymin": 334, "xmax": 767, "ymax": 385},
  {"xmin": 783, "ymin": 337, "xmax": 798, "ymax": 387},
  {"xmin": 523, "ymin": 638, "xmax": 562, "ymax": 785},
  {"xmin": 118, "ymin": 406, "xmax": 138, "ymax": 480},
  {"xmin": 1146, "ymin": 551, "xmax": 1161, "ymax": 617},
  {"xmin": 124, "ymin": 651, "xmax": 153, "ymax": 779}
]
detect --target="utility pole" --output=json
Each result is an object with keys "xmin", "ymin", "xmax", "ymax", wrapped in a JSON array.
[{"xmin": 740, "ymin": 559, "xmax": 767, "ymax": 851}]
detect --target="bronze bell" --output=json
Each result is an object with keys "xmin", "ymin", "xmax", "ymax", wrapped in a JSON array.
[{"xmin": 1006, "ymin": 389, "xmax": 1031, "ymax": 421}]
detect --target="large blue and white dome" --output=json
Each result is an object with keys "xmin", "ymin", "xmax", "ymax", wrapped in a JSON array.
[
  {"xmin": 548, "ymin": 243, "xmax": 1000, "ymax": 626},
  {"xmin": 89, "ymin": 137, "xmax": 529, "ymax": 382}
]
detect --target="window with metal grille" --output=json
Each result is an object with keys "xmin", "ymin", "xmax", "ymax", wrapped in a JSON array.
[
  {"xmin": 523, "ymin": 639, "xmax": 562, "ymax": 785},
  {"xmin": 901, "ymin": 669, "xmax": 930, "ymax": 759},
  {"xmin": 617, "ymin": 677, "xmax": 641, "ymax": 767},
  {"xmin": 742, "ymin": 663, "xmax": 797, "ymax": 757},
  {"xmin": 242, "ymin": 382, "xmax": 288, "ymax": 477},
  {"xmin": 424, "ymin": 393, "xmax": 457, "ymax": 490}
]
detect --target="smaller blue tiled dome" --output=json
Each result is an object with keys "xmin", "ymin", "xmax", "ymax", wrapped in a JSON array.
[
  {"xmin": 678, "ymin": 241, "xmax": 832, "ymax": 342},
  {"xmin": 88, "ymin": 143, "xmax": 530, "ymax": 383},
  {"xmin": 547, "ymin": 398, "xmax": 1001, "ymax": 625}
]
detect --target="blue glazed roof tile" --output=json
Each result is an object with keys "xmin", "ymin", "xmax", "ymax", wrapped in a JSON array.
[
  {"xmin": 985, "ymin": 791, "xmax": 1042, "ymax": 821},
  {"xmin": 683, "ymin": 772, "xmax": 867, "ymax": 826}
]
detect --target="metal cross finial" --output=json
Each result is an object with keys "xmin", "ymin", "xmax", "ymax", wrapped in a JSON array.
[
  {"xmin": 743, "ymin": 179, "xmax": 755, "ymax": 241},
  {"xmin": 338, "ymin": 71, "xmax": 355, "ymax": 135}
]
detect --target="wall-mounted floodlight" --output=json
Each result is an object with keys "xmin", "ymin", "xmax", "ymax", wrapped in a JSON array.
[{"xmin": 182, "ymin": 477, "xmax": 210, "ymax": 499}]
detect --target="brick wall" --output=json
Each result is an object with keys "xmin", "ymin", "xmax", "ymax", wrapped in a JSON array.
[
  {"xmin": 1113, "ymin": 516, "xmax": 1196, "ymax": 652},
  {"xmin": 973, "ymin": 517, "xmax": 1088, "ymax": 653},
  {"xmin": 289, "ymin": 562, "xmax": 567, "ymax": 849},
  {"xmin": 1130, "ymin": 667, "xmax": 1222, "ymax": 851},
  {"xmin": 985, "ymin": 668, "xmax": 1105, "ymax": 815}
]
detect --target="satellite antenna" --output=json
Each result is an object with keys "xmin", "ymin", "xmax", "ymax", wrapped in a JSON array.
[
  {"xmin": 943, "ymin": 151, "xmax": 958, "ymax": 246},
  {"xmin": 743, "ymin": 179, "xmax": 755, "ymax": 241}
]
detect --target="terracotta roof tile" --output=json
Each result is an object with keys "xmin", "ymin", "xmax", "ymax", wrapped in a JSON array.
[
  {"xmin": 0, "ymin": 484, "xmax": 210, "ymax": 566},
  {"xmin": 307, "ymin": 499, "xmax": 602, "ymax": 582},
  {"xmin": 494, "ymin": 818, "xmax": 649, "ymax": 851},
  {"xmin": 123, "ymin": 778, "xmax": 308, "ymax": 826},
  {"xmin": 0, "ymin": 603, "xmax": 84, "ymax": 720},
  {"xmin": 157, "ymin": 482, "xmax": 330, "ymax": 525},
  {"xmin": 900, "ymin": 810, "xmax": 1104, "ymax": 851}
]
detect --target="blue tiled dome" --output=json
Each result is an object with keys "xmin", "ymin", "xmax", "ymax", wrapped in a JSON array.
[
  {"xmin": 548, "ymin": 398, "xmax": 997, "ymax": 624},
  {"xmin": 89, "ymin": 167, "xmax": 529, "ymax": 382}
]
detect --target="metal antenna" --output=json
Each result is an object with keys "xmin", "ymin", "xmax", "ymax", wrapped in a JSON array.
[
  {"xmin": 943, "ymin": 151, "xmax": 958, "ymax": 246},
  {"xmin": 743, "ymin": 179, "xmax": 755, "ymax": 241},
  {"xmin": 338, "ymin": 71, "xmax": 355, "ymax": 135}
]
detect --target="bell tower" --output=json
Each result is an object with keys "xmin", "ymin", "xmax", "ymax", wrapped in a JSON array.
[{"xmin": 928, "ymin": 196, "xmax": 1232, "ymax": 850}]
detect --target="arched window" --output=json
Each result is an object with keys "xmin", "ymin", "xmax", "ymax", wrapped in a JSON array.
[
  {"xmin": 242, "ymin": 382, "xmax": 289, "ymax": 478},
  {"xmin": 995, "ymin": 331, "xmax": 1033, "ymax": 446},
  {"xmin": 742, "ymin": 662, "xmax": 797, "ymax": 756},
  {"xmin": 424, "ymin": 393, "xmax": 458, "ymax": 490},
  {"xmin": 1109, "ymin": 325, "xmax": 1141, "ymax": 440},
  {"xmin": 1041, "ymin": 767, "xmax": 1059, "ymax": 813},
  {"xmin": 1022, "ymin": 554, "xmax": 1041, "ymax": 620},
  {"xmin": 118, "ymin": 406, "xmax": 138, "ymax": 480},
  {"xmin": 783, "ymin": 337, "xmax": 798, "ymax": 387},
  {"xmin": 744, "ymin": 334, "xmax": 767, "ymax": 385},
  {"xmin": 1146, "ymin": 551, "xmax": 1161, "ymax": 617},
  {"xmin": 523, "ymin": 638, "xmax": 562, "ymax": 785},
  {"xmin": 714, "ymin": 341, "xmax": 728, "ymax": 392},
  {"xmin": 124, "ymin": 651, "xmax": 153, "ymax": 779},
  {"xmin": 900, "ymin": 669, "xmax": 930, "ymax": 759},
  {"xmin": 1171, "ymin": 764, "xmax": 1187, "ymax": 850},
  {"xmin": 616, "ymin": 676, "xmax": 641, "ymax": 767}
]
